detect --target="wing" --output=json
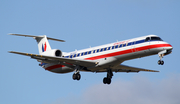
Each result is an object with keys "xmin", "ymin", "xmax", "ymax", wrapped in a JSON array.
[
  {"xmin": 112, "ymin": 64, "xmax": 159, "ymax": 72},
  {"xmin": 94, "ymin": 64, "xmax": 159, "ymax": 72},
  {"xmin": 9, "ymin": 51, "xmax": 159, "ymax": 72},
  {"xmin": 9, "ymin": 51, "xmax": 97, "ymax": 67}
]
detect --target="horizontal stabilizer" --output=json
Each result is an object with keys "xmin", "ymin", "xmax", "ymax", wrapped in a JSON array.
[{"xmin": 9, "ymin": 34, "xmax": 65, "ymax": 42}]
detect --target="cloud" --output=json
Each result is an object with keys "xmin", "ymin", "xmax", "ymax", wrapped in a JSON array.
[{"xmin": 51, "ymin": 73, "xmax": 180, "ymax": 104}]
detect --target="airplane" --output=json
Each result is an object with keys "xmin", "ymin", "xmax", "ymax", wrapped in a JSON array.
[{"xmin": 9, "ymin": 34, "xmax": 173, "ymax": 84}]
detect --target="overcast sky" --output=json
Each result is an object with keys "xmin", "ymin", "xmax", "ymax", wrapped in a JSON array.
[{"xmin": 1, "ymin": 0, "xmax": 180, "ymax": 104}]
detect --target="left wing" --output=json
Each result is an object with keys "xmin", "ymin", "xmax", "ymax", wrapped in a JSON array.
[
  {"xmin": 9, "ymin": 51, "xmax": 97, "ymax": 67},
  {"xmin": 94, "ymin": 64, "xmax": 159, "ymax": 72},
  {"xmin": 112, "ymin": 64, "xmax": 159, "ymax": 72}
]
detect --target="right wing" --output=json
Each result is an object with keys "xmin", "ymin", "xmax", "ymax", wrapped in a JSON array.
[
  {"xmin": 9, "ymin": 51, "xmax": 97, "ymax": 67},
  {"xmin": 9, "ymin": 51, "xmax": 159, "ymax": 72}
]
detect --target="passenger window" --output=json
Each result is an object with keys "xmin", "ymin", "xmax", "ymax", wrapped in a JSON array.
[
  {"xmin": 115, "ymin": 45, "xmax": 118, "ymax": 48},
  {"xmin": 108, "ymin": 47, "xmax": 111, "ymax": 50},
  {"xmin": 77, "ymin": 53, "xmax": 80, "ymax": 57},
  {"xmin": 97, "ymin": 49, "xmax": 99, "ymax": 53},
  {"xmin": 81, "ymin": 53, "xmax": 84, "ymax": 56},
  {"xmin": 93, "ymin": 50, "xmax": 96, "ymax": 53},
  {"xmin": 104, "ymin": 47, "xmax": 107, "ymax": 51},
  {"xmin": 70, "ymin": 55, "xmax": 73, "ymax": 58},
  {"xmin": 88, "ymin": 51, "xmax": 91, "ymax": 54},
  {"xmin": 84, "ymin": 52, "xmax": 88, "ymax": 55},
  {"xmin": 100, "ymin": 48, "xmax": 104, "ymax": 52},
  {"xmin": 127, "ymin": 42, "xmax": 131, "ymax": 46},
  {"xmin": 112, "ymin": 46, "xmax": 115, "ymax": 49},
  {"xmin": 123, "ymin": 44, "xmax": 126, "ymax": 47},
  {"xmin": 119, "ymin": 44, "xmax": 122, "ymax": 48},
  {"xmin": 74, "ymin": 54, "xmax": 76, "ymax": 57}
]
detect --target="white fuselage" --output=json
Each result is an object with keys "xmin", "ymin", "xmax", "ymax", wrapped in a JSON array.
[{"xmin": 42, "ymin": 35, "xmax": 172, "ymax": 73}]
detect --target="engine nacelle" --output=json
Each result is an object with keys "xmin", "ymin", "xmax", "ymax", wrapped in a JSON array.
[{"xmin": 41, "ymin": 49, "xmax": 62, "ymax": 57}]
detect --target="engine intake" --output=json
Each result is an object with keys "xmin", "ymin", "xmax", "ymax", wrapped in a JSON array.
[{"xmin": 55, "ymin": 50, "xmax": 61, "ymax": 56}]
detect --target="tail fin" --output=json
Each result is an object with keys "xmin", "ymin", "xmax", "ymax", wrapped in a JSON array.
[
  {"xmin": 35, "ymin": 35, "xmax": 52, "ymax": 54},
  {"xmin": 9, "ymin": 34, "xmax": 65, "ymax": 54}
]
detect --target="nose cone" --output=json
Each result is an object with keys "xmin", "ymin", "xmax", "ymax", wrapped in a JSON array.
[
  {"xmin": 168, "ymin": 44, "xmax": 173, "ymax": 50},
  {"xmin": 163, "ymin": 42, "xmax": 173, "ymax": 50},
  {"xmin": 164, "ymin": 44, "xmax": 173, "ymax": 55}
]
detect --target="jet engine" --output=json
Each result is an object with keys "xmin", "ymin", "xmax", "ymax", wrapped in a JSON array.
[{"xmin": 41, "ymin": 49, "xmax": 62, "ymax": 57}]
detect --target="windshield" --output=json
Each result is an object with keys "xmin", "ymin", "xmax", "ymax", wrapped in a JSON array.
[
  {"xmin": 151, "ymin": 37, "xmax": 163, "ymax": 41},
  {"xmin": 145, "ymin": 37, "xmax": 150, "ymax": 41}
]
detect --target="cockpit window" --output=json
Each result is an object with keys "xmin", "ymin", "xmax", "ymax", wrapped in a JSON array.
[
  {"xmin": 145, "ymin": 37, "xmax": 150, "ymax": 42},
  {"xmin": 145, "ymin": 36, "xmax": 163, "ymax": 42},
  {"xmin": 151, "ymin": 37, "xmax": 163, "ymax": 41}
]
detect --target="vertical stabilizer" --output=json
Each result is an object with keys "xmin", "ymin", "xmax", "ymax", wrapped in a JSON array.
[{"xmin": 34, "ymin": 35, "xmax": 52, "ymax": 54}]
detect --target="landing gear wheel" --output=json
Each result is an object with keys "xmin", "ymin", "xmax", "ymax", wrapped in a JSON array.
[
  {"xmin": 107, "ymin": 78, "xmax": 111, "ymax": 84},
  {"xmin": 103, "ymin": 77, "xmax": 111, "ymax": 84},
  {"xmin": 73, "ymin": 73, "xmax": 77, "ymax": 80},
  {"xmin": 72, "ymin": 73, "xmax": 81, "ymax": 80},
  {"xmin": 161, "ymin": 60, "xmax": 164, "ymax": 65},
  {"xmin": 76, "ymin": 73, "xmax": 81, "ymax": 80},
  {"xmin": 103, "ymin": 77, "xmax": 107, "ymax": 84},
  {"xmin": 158, "ymin": 60, "xmax": 161, "ymax": 65},
  {"xmin": 158, "ymin": 60, "xmax": 164, "ymax": 65}
]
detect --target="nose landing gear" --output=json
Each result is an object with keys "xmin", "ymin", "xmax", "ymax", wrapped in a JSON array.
[
  {"xmin": 158, "ymin": 50, "xmax": 167, "ymax": 65},
  {"xmin": 158, "ymin": 60, "xmax": 164, "ymax": 65}
]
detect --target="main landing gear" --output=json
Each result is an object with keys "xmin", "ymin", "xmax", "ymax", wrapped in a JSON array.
[
  {"xmin": 72, "ymin": 66, "xmax": 81, "ymax": 81},
  {"xmin": 158, "ymin": 50, "xmax": 171, "ymax": 65},
  {"xmin": 73, "ymin": 73, "xmax": 81, "ymax": 80},
  {"xmin": 103, "ymin": 69, "xmax": 113, "ymax": 85}
]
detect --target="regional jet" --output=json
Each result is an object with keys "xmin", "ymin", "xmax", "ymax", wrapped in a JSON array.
[{"xmin": 9, "ymin": 34, "xmax": 173, "ymax": 84}]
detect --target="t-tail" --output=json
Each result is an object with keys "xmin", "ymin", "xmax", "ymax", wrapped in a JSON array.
[{"xmin": 9, "ymin": 34, "xmax": 65, "ymax": 54}]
